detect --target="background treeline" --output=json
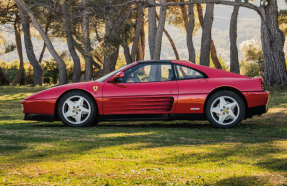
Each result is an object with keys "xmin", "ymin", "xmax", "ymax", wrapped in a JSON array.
[
  {"xmin": 0, "ymin": 51, "xmax": 126, "ymax": 85},
  {"xmin": 0, "ymin": 0, "xmax": 287, "ymax": 87}
]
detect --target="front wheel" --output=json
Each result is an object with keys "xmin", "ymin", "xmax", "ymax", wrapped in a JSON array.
[
  {"xmin": 57, "ymin": 91, "xmax": 97, "ymax": 127},
  {"xmin": 205, "ymin": 91, "xmax": 245, "ymax": 128}
]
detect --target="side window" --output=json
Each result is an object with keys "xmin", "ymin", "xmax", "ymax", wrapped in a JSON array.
[
  {"xmin": 124, "ymin": 63, "xmax": 174, "ymax": 83},
  {"xmin": 175, "ymin": 65, "xmax": 204, "ymax": 80}
]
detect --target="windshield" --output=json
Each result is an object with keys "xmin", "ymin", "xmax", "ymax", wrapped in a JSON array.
[{"xmin": 95, "ymin": 63, "xmax": 135, "ymax": 82}]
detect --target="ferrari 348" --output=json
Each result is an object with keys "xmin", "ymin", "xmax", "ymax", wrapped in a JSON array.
[{"xmin": 21, "ymin": 60, "xmax": 269, "ymax": 128}]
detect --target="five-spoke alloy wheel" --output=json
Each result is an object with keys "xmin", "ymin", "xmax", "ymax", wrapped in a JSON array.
[
  {"xmin": 205, "ymin": 91, "xmax": 245, "ymax": 128},
  {"xmin": 58, "ymin": 91, "xmax": 97, "ymax": 127}
]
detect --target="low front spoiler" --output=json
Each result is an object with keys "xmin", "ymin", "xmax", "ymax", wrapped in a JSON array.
[{"xmin": 24, "ymin": 113, "xmax": 55, "ymax": 122}]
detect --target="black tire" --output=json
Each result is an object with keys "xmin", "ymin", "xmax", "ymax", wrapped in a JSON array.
[
  {"xmin": 205, "ymin": 91, "xmax": 245, "ymax": 128},
  {"xmin": 57, "ymin": 91, "xmax": 97, "ymax": 127}
]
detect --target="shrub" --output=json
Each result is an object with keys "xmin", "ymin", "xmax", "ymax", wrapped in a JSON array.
[
  {"xmin": 240, "ymin": 59, "xmax": 263, "ymax": 78},
  {"xmin": 44, "ymin": 77, "xmax": 53, "ymax": 84}
]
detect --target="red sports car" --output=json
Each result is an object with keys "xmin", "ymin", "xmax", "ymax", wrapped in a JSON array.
[{"xmin": 21, "ymin": 60, "xmax": 269, "ymax": 128}]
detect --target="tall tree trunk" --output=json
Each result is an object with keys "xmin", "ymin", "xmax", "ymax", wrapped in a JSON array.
[
  {"xmin": 153, "ymin": 0, "xmax": 167, "ymax": 60},
  {"xmin": 122, "ymin": 41, "xmax": 133, "ymax": 64},
  {"xmin": 103, "ymin": 44, "xmax": 119, "ymax": 75},
  {"xmin": 164, "ymin": 28, "xmax": 180, "ymax": 60},
  {"xmin": 103, "ymin": 20, "xmax": 120, "ymax": 75},
  {"xmin": 260, "ymin": 0, "xmax": 287, "ymax": 85},
  {"xmin": 148, "ymin": 0, "xmax": 167, "ymax": 81},
  {"xmin": 73, "ymin": 38, "xmax": 103, "ymax": 70},
  {"xmin": 12, "ymin": 14, "xmax": 25, "ymax": 86},
  {"xmin": 0, "ymin": 67, "xmax": 9, "ymax": 85},
  {"xmin": 16, "ymin": 2, "xmax": 43, "ymax": 85},
  {"xmin": 148, "ymin": 0, "xmax": 157, "ymax": 59},
  {"xmin": 131, "ymin": 6, "xmax": 143, "ymax": 62},
  {"xmin": 38, "ymin": 43, "xmax": 46, "ymax": 63},
  {"xmin": 82, "ymin": 0, "xmax": 92, "ymax": 81},
  {"xmin": 187, "ymin": 1, "xmax": 196, "ymax": 63},
  {"xmin": 200, "ymin": 3, "xmax": 214, "ymax": 67},
  {"xmin": 15, "ymin": 0, "xmax": 67, "ymax": 85},
  {"xmin": 93, "ymin": 65, "xmax": 103, "ymax": 79},
  {"xmin": 179, "ymin": 0, "xmax": 189, "ymax": 32},
  {"xmin": 62, "ymin": 5, "xmax": 81, "ymax": 83},
  {"xmin": 94, "ymin": 52, "xmax": 103, "ymax": 64},
  {"xmin": 140, "ymin": 17, "xmax": 146, "ymax": 60},
  {"xmin": 135, "ymin": 15, "xmax": 146, "ymax": 61},
  {"xmin": 149, "ymin": 64, "xmax": 161, "ymax": 81},
  {"xmin": 38, "ymin": 16, "xmax": 51, "ymax": 63},
  {"xmin": 210, "ymin": 39, "xmax": 222, "ymax": 69},
  {"xmin": 156, "ymin": 13, "xmax": 179, "ymax": 60},
  {"xmin": 197, "ymin": 4, "xmax": 222, "ymax": 69},
  {"xmin": 230, "ymin": 0, "xmax": 240, "ymax": 74},
  {"xmin": 136, "ymin": 36, "xmax": 144, "ymax": 61},
  {"xmin": 95, "ymin": 23, "xmax": 105, "ymax": 48}
]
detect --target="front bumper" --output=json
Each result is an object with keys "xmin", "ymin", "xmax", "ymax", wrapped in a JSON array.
[
  {"xmin": 21, "ymin": 99, "xmax": 57, "ymax": 115},
  {"xmin": 24, "ymin": 113, "xmax": 55, "ymax": 122}
]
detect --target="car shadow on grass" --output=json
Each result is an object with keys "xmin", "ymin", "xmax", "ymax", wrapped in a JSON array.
[{"xmin": 30, "ymin": 122, "xmax": 213, "ymax": 129}]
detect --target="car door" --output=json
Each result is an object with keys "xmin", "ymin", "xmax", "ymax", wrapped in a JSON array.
[
  {"xmin": 102, "ymin": 62, "xmax": 178, "ymax": 115},
  {"xmin": 174, "ymin": 64, "xmax": 208, "ymax": 114}
]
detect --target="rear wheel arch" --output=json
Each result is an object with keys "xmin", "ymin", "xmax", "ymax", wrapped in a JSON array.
[
  {"xmin": 204, "ymin": 86, "xmax": 248, "ymax": 117},
  {"xmin": 54, "ymin": 89, "xmax": 98, "ymax": 121}
]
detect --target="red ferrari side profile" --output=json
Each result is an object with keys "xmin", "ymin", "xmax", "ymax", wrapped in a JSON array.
[{"xmin": 21, "ymin": 60, "xmax": 269, "ymax": 128}]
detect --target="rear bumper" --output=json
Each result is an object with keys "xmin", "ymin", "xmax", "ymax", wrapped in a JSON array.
[
  {"xmin": 243, "ymin": 91, "xmax": 269, "ymax": 108},
  {"xmin": 24, "ymin": 113, "xmax": 55, "ymax": 122},
  {"xmin": 245, "ymin": 105, "xmax": 268, "ymax": 119}
]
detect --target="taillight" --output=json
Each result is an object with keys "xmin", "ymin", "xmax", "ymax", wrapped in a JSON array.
[{"xmin": 261, "ymin": 82, "xmax": 266, "ymax": 91}]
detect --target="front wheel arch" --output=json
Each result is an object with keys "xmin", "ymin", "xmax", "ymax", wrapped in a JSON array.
[{"xmin": 54, "ymin": 89, "xmax": 98, "ymax": 121}]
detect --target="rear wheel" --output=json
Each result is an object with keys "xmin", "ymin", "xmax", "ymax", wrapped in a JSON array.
[
  {"xmin": 57, "ymin": 91, "xmax": 97, "ymax": 127},
  {"xmin": 205, "ymin": 91, "xmax": 245, "ymax": 128}
]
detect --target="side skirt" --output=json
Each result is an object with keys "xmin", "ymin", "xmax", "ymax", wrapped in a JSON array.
[{"xmin": 100, "ymin": 113, "xmax": 205, "ymax": 122}]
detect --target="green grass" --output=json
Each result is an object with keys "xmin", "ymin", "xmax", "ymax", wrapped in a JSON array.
[{"xmin": 0, "ymin": 85, "xmax": 287, "ymax": 185}]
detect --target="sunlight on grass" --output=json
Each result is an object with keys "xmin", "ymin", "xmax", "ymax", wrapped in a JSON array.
[
  {"xmin": 97, "ymin": 132, "xmax": 155, "ymax": 138},
  {"xmin": 0, "ymin": 85, "xmax": 286, "ymax": 185}
]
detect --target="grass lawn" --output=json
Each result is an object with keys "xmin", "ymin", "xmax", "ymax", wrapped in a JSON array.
[{"xmin": 0, "ymin": 85, "xmax": 287, "ymax": 185}]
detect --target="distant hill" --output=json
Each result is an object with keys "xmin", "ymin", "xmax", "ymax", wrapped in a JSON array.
[{"xmin": 1, "ymin": 0, "xmax": 286, "ymax": 65}]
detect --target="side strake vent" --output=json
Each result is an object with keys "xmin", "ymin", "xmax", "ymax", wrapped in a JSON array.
[
  {"xmin": 104, "ymin": 97, "xmax": 174, "ymax": 113},
  {"xmin": 261, "ymin": 82, "xmax": 266, "ymax": 91}
]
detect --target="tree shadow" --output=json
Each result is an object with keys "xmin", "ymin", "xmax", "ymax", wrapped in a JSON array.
[
  {"xmin": 213, "ymin": 176, "xmax": 269, "ymax": 186},
  {"xmin": 0, "ymin": 109, "xmax": 286, "ymax": 176},
  {"xmin": 257, "ymin": 158, "xmax": 287, "ymax": 172},
  {"xmin": 95, "ymin": 122, "xmax": 213, "ymax": 129}
]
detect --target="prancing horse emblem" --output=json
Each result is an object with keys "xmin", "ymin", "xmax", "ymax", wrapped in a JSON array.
[{"xmin": 93, "ymin": 86, "xmax": 98, "ymax": 92}]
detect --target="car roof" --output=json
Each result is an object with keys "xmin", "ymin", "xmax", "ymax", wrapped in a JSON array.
[{"xmin": 136, "ymin": 60, "xmax": 173, "ymax": 63}]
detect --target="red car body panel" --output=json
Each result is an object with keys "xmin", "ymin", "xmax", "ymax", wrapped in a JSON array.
[
  {"xmin": 103, "ymin": 81, "xmax": 178, "ymax": 114},
  {"xmin": 103, "ymin": 96, "xmax": 177, "ymax": 114},
  {"xmin": 243, "ymin": 91, "xmax": 269, "ymax": 107},
  {"xmin": 21, "ymin": 60, "xmax": 269, "ymax": 122},
  {"xmin": 22, "ymin": 81, "xmax": 105, "ymax": 115},
  {"xmin": 22, "ymin": 99, "xmax": 57, "ymax": 114},
  {"xmin": 175, "ymin": 94, "xmax": 207, "ymax": 113}
]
